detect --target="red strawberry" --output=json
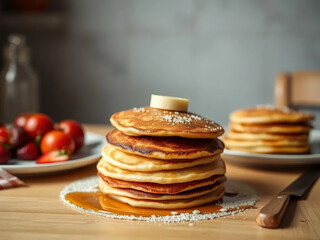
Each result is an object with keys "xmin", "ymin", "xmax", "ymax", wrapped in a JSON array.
[
  {"xmin": 0, "ymin": 127, "xmax": 9, "ymax": 144},
  {"xmin": 17, "ymin": 143, "xmax": 39, "ymax": 160},
  {"xmin": 0, "ymin": 145, "xmax": 11, "ymax": 164},
  {"xmin": 36, "ymin": 150, "xmax": 70, "ymax": 164},
  {"xmin": 10, "ymin": 126, "xmax": 30, "ymax": 149}
]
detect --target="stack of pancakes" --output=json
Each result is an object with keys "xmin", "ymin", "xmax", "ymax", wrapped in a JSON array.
[
  {"xmin": 97, "ymin": 107, "xmax": 226, "ymax": 209},
  {"xmin": 224, "ymin": 106, "xmax": 314, "ymax": 154}
]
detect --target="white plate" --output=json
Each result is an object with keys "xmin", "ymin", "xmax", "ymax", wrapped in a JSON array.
[
  {"xmin": 0, "ymin": 132, "xmax": 106, "ymax": 175},
  {"xmin": 222, "ymin": 129, "xmax": 320, "ymax": 167}
]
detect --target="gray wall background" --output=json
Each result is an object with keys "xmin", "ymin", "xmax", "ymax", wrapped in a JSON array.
[{"xmin": 6, "ymin": 0, "xmax": 320, "ymax": 126}]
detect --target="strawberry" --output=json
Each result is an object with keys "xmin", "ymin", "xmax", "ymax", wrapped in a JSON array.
[
  {"xmin": 17, "ymin": 143, "xmax": 39, "ymax": 160},
  {"xmin": 0, "ymin": 127, "xmax": 9, "ymax": 144},
  {"xmin": 10, "ymin": 126, "xmax": 29, "ymax": 149},
  {"xmin": 0, "ymin": 145, "xmax": 11, "ymax": 164},
  {"xmin": 36, "ymin": 150, "xmax": 70, "ymax": 164}
]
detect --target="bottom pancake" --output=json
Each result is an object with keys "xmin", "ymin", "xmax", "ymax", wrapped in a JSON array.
[
  {"xmin": 98, "ymin": 173, "xmax": 224, "ymax": 194},
  {"xmin": 99, "ymin": 178, "xmax": 224, "ymax": 200},
  {"xmin": 108, "ymin": 184, "xmax": 225, "ymax": 209}
]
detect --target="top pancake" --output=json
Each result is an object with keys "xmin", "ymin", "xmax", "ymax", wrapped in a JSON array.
[
  {"xmin": 107, "ymin": 129, "xmax": 224, "ymax": 159},
  {"xmin": 230, "ymin": 106, "xmax": 314, "ymax": 124},
  {"xmin": 110, "ymin": 107, "xmax": 224, "ymax": 138}
]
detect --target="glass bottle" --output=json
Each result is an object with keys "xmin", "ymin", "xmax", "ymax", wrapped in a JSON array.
[{"xmin": 0, "ymin": 34, "xmax": 39, "ymax": 123}]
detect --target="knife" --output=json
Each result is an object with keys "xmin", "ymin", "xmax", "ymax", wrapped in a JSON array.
[{"xmin": 256, "ymin": 169, "xmax": 319, "ymax": 228}]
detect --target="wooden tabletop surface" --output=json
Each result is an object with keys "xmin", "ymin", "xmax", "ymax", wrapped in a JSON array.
[{"xmin": 1, "ymin": 124, "xmax": 319, "ymax": 240}]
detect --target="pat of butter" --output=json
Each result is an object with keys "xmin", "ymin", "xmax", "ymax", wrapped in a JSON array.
[{"xmin": 150, "ymin": 94, "xmax": 189, "ymax": 112}]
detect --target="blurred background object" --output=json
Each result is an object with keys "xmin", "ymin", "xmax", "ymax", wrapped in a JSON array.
[
  {"xmin": 0, "ymin": 0, "xmax": 319, "ymax": 126},
  {"xmin": 0, "ymin": 34, "xmax": 39, "ymax": 123},
  {"xmin": 9, "ymin": 0, "xmax": 52, "ymax": 13},
  {"xmin": 274, "ymin": 71, "xmax": 320, "ymax": 108}
]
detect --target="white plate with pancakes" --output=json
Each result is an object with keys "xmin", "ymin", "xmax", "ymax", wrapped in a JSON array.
[
  {"xmin": 222, "ymin": 129, "xmax": 320, "ymax": 167},
  {"xmin": 0, "ymin": 132, "xmax": 105, "ymax": 175}
]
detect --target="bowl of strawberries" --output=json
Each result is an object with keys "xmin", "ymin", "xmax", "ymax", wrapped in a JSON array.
[{"xmin": 0, "ymin": 113, "xmax": 105, "ymax": 175}]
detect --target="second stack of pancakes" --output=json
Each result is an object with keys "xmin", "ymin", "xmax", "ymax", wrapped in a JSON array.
[
  {"xmin": 97, "ymin": 107, "xmax": 226, "ymax": 209},
  {"xmin": 224, "ymin": 106, "xmax": 315, "ymax": 154}
]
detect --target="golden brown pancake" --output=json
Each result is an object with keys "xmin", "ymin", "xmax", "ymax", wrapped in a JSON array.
[
  {"xmin": 97, "ymin": 157, "xmax": 226, "ymax": 184},
  {"xmin": 223, "ymin": 137, "xmax": 308, "ymax": 148},
  {"xmin": 225, "ymin": 130, "xmax": 309, "ymax": 141},
  {"xmin": 99, "ymin": 178, "xmax": 224, "ymax": 200},
  {"xmin": 107, "ymin": 129, "xmax": 224, "ymax": 159},
  {"xmin": 229, "ymin": 122, "xmax": 312, "ymax": 134},
  {"xmin": 102, "ymin": 145, "xmax": 220, "ymax": 172},
  {"xmin": 230, "ymin": 106, "xmax": 314, "ymax": 124},
  {"xmin": 107, "ymin": 185, "xmax": 225, "ymax": 209},
  {"xmin": 110, "ymin": 107, "xmax": 224, "ymax": 138},
  {"xmin": 225, "ymin": 145, "xmax": 310, "ymax": 154},
  {"xmin": 98, "ymin": 173, "xmax": 224, "ymax": 194}
]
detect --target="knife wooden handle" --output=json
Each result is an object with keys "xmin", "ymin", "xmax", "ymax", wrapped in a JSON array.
[{"xmin": 256, "ymin": 194, "xmax": 290, "ymax": 228}]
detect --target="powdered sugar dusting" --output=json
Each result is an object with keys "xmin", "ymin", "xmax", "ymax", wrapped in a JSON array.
[
  {"xmin": 130, "ymin": 107, "xmax": 224, "ymax": 132},
  {"xmin": 155, "ymin": 111, "xmax": 223, "ymax": 132},
  {"xmin": 133, "ymin": 107, "xmax": 146, "ymax": 113},
  {"xmin": 160, "ymin": 114, "xmax": 192, "ymax": 124},
  {"xmin": 60, "ymin": 177, "xmax": 257, "ymax": 223}
]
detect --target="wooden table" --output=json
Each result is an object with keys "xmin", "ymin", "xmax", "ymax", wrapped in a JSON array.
[{"xmin": 1, "ymin": 125, "xmax": 319, "ymax": 240}]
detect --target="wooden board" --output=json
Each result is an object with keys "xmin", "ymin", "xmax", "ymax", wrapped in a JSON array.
[{"xmin": 1, "ymin": 125, "xmax": 319, "ymax": 240}]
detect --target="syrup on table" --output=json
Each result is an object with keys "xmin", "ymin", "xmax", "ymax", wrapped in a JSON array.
[{"xmin": 65, "ymin": 191, "xmax": 250, "ymax": 217}]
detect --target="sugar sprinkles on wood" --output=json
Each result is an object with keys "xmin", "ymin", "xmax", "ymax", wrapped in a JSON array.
[{"xmin": 192, "ymin": 210, "xmax": 200, "ymax": 214}]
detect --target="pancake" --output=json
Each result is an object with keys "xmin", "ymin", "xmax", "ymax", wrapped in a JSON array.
[
  {"xmin": 107, "ymin": 129, "xmax": 224, "ymax": 159},
  {"xmin": 229, "ymin": 122, "xmax": 312, "ymax": 134},
  {"xmin": 98, "ymin": 174, "xmax": 224, "ymax": 194},
  {"xmin": 97, "ymin": 157, "xmax": 226, "ymax": 184},
  {"xmin": 110, "ymin": 107, "xmax": 224, "ymax": 138},
  {"xmin": 102, "ymin": 145, "xmax": 220, "ymax": 172},
  {"xmin": 99, "ymin": 178, "xmax": 224, "ymax": 200},
  {"xmin": 225, "ymin": 130, "xmax": 309, "ymax": 141},
  {"xmin": 107, "ymin": 185, "xmax": 225, "ymax": 209},
  {"xmin": 223, "ymin": 137, "xmax": 308, "ymax": 148},
  {"xmin": 225, "ymin": 145, "xmax": 310, "ymax": 154},
  {"xmin": 230, "ymin": 106, "xmax": 314, "ymax": 124}
]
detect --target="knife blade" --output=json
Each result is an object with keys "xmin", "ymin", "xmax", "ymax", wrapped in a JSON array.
[{"xmin": 256, "ymin": 169, "xmax": 319, "ymax": 228}]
